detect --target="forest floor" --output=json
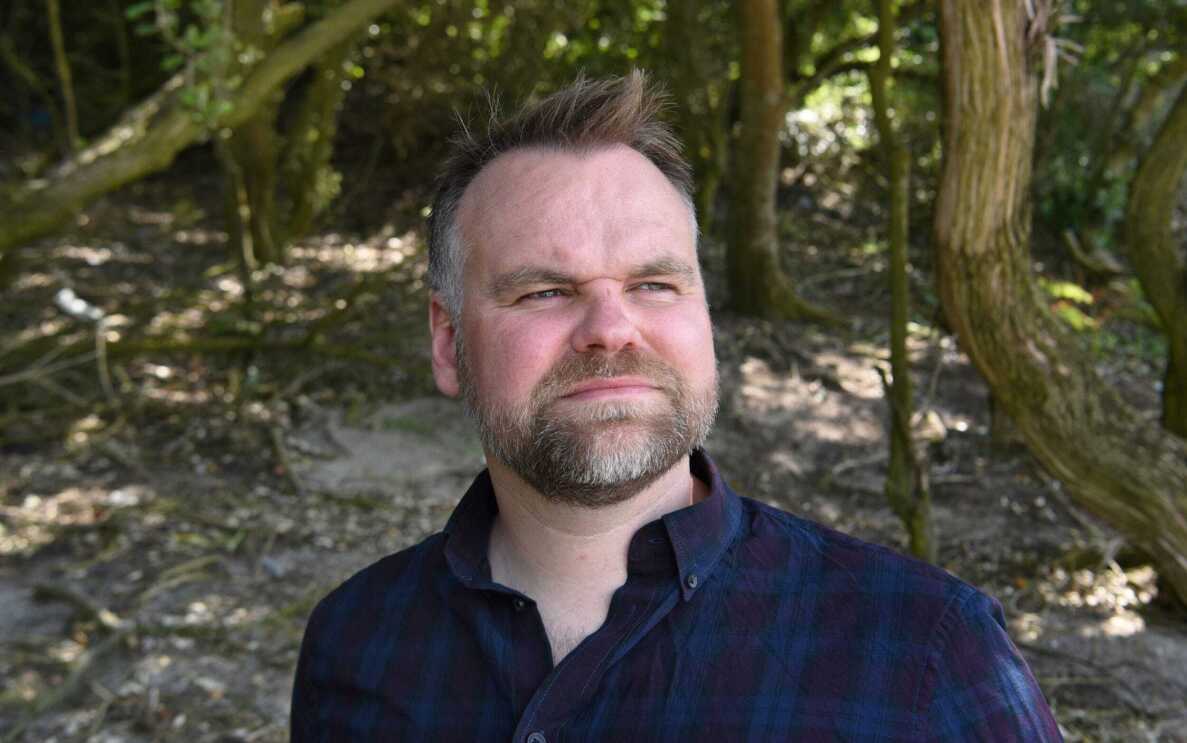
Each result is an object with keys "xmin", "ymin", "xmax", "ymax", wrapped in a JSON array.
[{"xmin": 2, "ymin": 173, "xmax": 1186, "ymax": 742}]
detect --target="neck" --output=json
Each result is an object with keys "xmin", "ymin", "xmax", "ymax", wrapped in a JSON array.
[{"xmin": 486, "ymin": 456, "xmax": 704, "ymax": 597}]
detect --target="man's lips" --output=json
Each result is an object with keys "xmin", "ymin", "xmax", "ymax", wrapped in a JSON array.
[{"xmin": 560, "ymin": 377, "xmax": 660, "ymax": 400}]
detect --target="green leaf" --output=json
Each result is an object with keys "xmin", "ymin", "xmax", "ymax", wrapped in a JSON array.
[
  {"xmin": 1040, "ymin": 278, "xmax": 1094, "ymax": 305},
  {"xmin": 1052, "ymin": 302, "xmax": 1098, "ymax": 332},
  {"xmin": 125, "ymin": 1, "xmax": 154, "ymax": 20}
]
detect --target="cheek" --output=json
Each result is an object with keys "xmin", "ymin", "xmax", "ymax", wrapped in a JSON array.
[
  {"xmin": 469, "ymin": 315, "xmax": 570, "ymax": 399},
  {"xmin": 648, "ymin": 306, "xmax": 716, "ymax": 379}
]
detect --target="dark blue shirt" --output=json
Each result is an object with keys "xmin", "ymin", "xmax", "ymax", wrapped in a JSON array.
[{"xmin": 291, "ymin": 451, "xmax": 1061, "ymax": 741}]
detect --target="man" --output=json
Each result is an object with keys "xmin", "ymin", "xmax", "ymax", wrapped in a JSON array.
[{"xmin": 291, "ymin": 72, "xmax": 1061, "ymax": 742}]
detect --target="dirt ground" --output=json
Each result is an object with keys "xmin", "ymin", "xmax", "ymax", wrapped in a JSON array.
[{"xmin": 2, "ymin": 182, "xmax": 1186, "ymax": 742}]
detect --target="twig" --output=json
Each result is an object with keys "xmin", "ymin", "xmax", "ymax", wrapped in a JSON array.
[
  {"xmin": 822, "ymin": 451, "xmax": 887, "ymax": 484},
  {"xmin": 4, "ymin": 584, "xmax": 133, "ymax": 742},
  {"xmin": 12, "ymin": 558, "xmax": 256, "ymax": 741},
  {"xmin": 134, "ymin": 555, "xmax": 223, "ymax": 607},
  {"xmin": 1, "ymin": 629, "xmax": 128, "ymax": 743},
  {"xmin": 0, "ymin": 350, "xmax": 98, "ymax": 387},
  {"xmin": 31, "ymin": 376, "xmax": 90, "ymax": 407},
  {"xmin": 32, "ymin": 583, "xmax": 126, "ymax": 631},
  {"xmin": 280, "ymin": 361, "xmax": 345, "ymax": 399},
  {"xmin": 797, "ymin": 266, "xmax": 870, "ymax": 291},
  {"xmin": 95, "ymin": 319, "xmax": 117, "ymax": 404}
]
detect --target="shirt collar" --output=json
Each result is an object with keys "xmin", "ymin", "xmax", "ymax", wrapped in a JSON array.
[
  {"xmin": 662, "ymin": 451, "xmax": 743, "ymax": 600},
  {"xmin": 442, "ymin": 451, "xmax": 743, "ymax": 599}
]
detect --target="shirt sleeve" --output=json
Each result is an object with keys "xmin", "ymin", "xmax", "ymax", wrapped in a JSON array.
[{"xmin": 918, "ymin": 589, "xmax": 1063, "ymax": 742}]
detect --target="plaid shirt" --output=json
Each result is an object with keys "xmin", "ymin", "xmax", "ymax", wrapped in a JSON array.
[{"xmin": 291, "ymin": 451, "xmax": 1061, "ymax": 742}]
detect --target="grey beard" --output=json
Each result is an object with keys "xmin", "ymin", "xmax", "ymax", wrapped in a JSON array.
[{"xmin": 456, "ymin": 337, "xmax": 717, "ymax": 508}]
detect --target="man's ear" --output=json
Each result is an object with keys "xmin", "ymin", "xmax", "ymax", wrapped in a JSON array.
[{"xmin": 429, "ymin": 294, "xmax": 461, "ymax": 398}]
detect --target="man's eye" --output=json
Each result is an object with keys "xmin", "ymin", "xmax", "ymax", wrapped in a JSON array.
[
  {"xmin": 519, "ymin": 288, "xmax": 566, "ymax": 302},
  {"xmin": 633, "ymin": 282, "xmax": 676, "ymax": 293}
]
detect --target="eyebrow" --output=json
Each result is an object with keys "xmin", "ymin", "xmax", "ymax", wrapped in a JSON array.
[{"xmin": 485, "ymin": 256, "xmax": 699, "ymax": 299}]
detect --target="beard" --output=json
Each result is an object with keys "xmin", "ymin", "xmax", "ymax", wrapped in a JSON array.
[{"xmin": 456, "ymin": 337, "xmax": 718, "ymax": 508}]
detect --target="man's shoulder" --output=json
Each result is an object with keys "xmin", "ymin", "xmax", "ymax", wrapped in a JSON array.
[
  {"xmin": 727, "ymin": 498, "xmax": 1060, "ymax": 739},
  {"xmin": 735, "ymin": 495, "xmax": 988, "ymax": 616}
]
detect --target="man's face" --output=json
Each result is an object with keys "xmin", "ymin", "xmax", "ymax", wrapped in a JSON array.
[{"xmin": 430, "ymin": 145, "xmax": 718, "ymax": 506}]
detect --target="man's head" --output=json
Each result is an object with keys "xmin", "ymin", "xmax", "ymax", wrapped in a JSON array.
[
  {"xmin": 427, "ymin": 71, "xmax": 696, "ymax": 320},
  {"xmin": 427, "ymin": 72, "xmax": 718, "ymax": 507}
]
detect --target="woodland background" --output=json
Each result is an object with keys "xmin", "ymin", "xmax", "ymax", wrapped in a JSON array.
[{"xmin": 1, "ymin": 0, "xmax": 1186, "ymax": 740}]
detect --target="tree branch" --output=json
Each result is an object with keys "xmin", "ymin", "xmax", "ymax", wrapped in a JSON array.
[{"xmin": 0, "ymin": 0, "xmax": 396, "ymax": 256}]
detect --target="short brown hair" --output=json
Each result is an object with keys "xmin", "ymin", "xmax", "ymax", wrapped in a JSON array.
[{"xmin": 426, "ymin": 70, "xmax": 694, "ymax": 318}]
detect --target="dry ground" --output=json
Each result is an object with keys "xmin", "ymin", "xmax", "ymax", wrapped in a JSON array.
[{"xmin": 2, "ymin": 182, "xmax": 1185, "ymax": 742}]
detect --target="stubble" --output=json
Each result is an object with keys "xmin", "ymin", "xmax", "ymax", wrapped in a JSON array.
[{"xmin": 457, "ymin": 337, "xmax": 717, "ymax": 507}]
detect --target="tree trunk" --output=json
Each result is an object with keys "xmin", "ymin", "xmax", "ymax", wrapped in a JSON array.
[
  {"xmin": 730, "ymin": 0, "xmax": 835, "ymax": 322},
  {"xmin": 935, "ymin": 0, "xmax": 1187, "ymax": 605},
  {"xmin": 225, "ymin": 0, "xmax": 294, "ymax": 267},
  {"xmin": 0, "ymin": 0, "xmax": 396, "ymax": 257},
  {"xmin": 1124, "ymin": 84, "xmax": 1187, "ymax": 438},
  {"xmin": 869, "ymin": 0, "xmax": 934, "ymax": 562},
  {"xmin": 277, "ymin": 38, "xmax": 355, "ymax": 245},
  {"xmin": 45, "ymin": 0, "xmax": 79, "ymax": 153},
  {"xmin": 663, "ymin": 0, "xmax": 730, "ymax": 237}
]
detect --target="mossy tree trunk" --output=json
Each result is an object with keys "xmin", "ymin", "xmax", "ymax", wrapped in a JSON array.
[
  {"xmin": 276, "ymin": 39, "xmax": 354, "ymax": 246},
  {"xmin": 869, "ymin": 0, "xmax": 933, "ymax": 562},
  {"xmin": 0, "ymin": 0, "xmax": 394, "ymax": 258},
  {"xmin": 1124, "ymin": 84, "xmax": 1187, "ymax": 438},
  {"xmin": 730, "ymin": 0, "xmax": 835, "ymax": 322},
  {"xmin": 935, "ymin": 0, "xmax": 1187, "ymax": 605},
  {"xmin": 224, "ymin": 1, "xmax": 355, "ymax": 267},
  {"xmin": 223, "ymin": 0, "xmax": 285, "ymax": 269}
]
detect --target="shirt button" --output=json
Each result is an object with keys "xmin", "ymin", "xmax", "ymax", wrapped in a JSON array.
[
  {"xmin": 512, "ymin": 597, "xmax": 527, "ymax": 611},
  {"xmin": 685, "ymin": 574, "xmax": 699, "ymax": 589},
  {"xmin": 526, "ymin": 732, "xmax": 547, "ymax": 743}
]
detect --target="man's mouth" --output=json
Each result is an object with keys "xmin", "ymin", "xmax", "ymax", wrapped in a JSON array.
[{"xmin": 560, "ymin": 377, "xmax": 660, "ymax": 401}]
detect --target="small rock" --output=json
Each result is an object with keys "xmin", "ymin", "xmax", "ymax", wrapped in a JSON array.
[{"xmin": 260, "ymin": 556, "xmax": 289, "ymax": 578}]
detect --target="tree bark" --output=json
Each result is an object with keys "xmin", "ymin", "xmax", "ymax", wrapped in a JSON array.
[
  {"xmin": 1125, "ymin": 84, "xmax": 1187, "ymax": 437},
  {"xmin": 935, "ymin": 0, "xmax": 1187, "ymax": 605},
  {"xmin": 278, "ymin": 37, "xmax": 355, "ymax": 245},
  {"xmin": 0, "ymin": 0, "xmax": 396, "ymax": 257},
  {"xmin": 869, "ymin": 0, "xmax": 934, "ymax": 562},
  {"xmin": 226, "ymin": 0, "xmax": 282, "ymax": 266},
  {"xmin": 730, "ymin": 0, "xmax": 835, "ymax": 322}
]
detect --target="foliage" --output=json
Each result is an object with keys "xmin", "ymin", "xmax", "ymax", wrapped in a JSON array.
[
  {"xmin": 343, "ymin": 0, "xmax": 677, "ymax": 198},
  {"xmin": 2, "ymin": 3, "xmax": 1187, "ymax": 738},
  {"xmin": 1033, "ymin": 0, "xmax": 1187, "ymax": 258},
  {"xmin": 125, "ymin": 0, "xmax": 245, "ymax": 127}
]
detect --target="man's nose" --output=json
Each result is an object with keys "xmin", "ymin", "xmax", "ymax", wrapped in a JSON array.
[{"xmin": 571, "ymin": 288, "xmax": 640, "ymax": 354}]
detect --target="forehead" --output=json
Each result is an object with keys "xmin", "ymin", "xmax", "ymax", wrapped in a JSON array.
[{"xmin": 456, "ymin": 145, "xmax": 695, "ymax": 279}]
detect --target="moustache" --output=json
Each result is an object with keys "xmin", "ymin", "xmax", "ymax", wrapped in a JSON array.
[{"xmin": 533, "ymin": 351, "xmax": 682, "ymax": 406}]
